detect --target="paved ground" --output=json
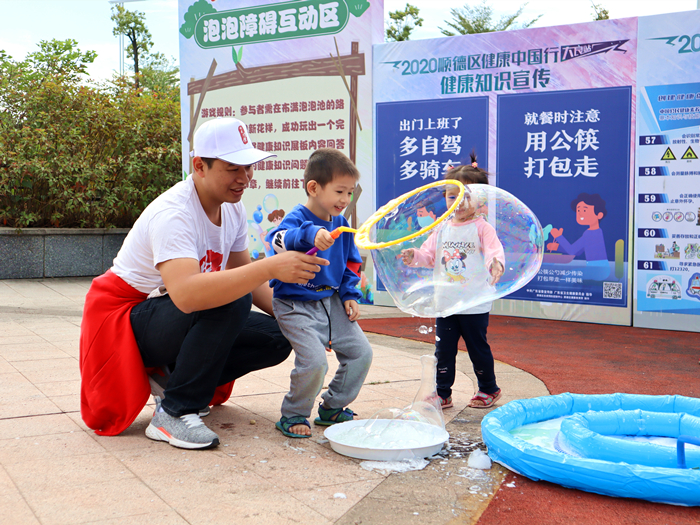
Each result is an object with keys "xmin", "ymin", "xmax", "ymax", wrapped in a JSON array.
[{"xmin": 0, "ymin": 278, "xmax": 547, "ymax": 525}]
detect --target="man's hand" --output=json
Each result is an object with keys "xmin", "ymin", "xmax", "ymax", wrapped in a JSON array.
[
  {"xmin": 489, "ymin": 259, "xmax": 504, "ymax": 285},
  {"xmin": 399, "ymin": 248, "xmax": 415, "ymax": 265},
  {"xmin": 314, "ymin": 229, "xmax": 335, "ymax": 251},
  {"xmin": 344, "ymin": 299, "xmax": 360, "ymax": 321},
  {"xmin": 266, "ymin": 251, "xmax": 329, "ymax": 285}
]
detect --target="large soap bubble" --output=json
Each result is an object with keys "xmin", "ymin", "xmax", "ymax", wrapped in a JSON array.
[{"xmin": 370, "ymin": 182, "xmax": 543, "ymax": 317}]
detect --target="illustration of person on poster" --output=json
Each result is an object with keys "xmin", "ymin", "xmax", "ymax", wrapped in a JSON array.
[{"xmin": 547, "ymin": 192, "xmax": 610, "ymax": 281}]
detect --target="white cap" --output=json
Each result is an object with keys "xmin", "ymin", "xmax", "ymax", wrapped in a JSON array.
[{"xmin": 191, "ymin": 117, "xmax": 276, "ymax": 166}]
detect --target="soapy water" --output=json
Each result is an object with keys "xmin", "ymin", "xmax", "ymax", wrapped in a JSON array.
[
  {"xmin": 326, "ymin": 355, "xmax": 448, "ymax": 460},
  {"xmin": 360, "ymin": 458, "xmax": 429, "ymax": 474},
  {"xmin": 370, "ymin": 183, "xmax": 543, "ymax": 318},
  {"xmin": 467, "ymin": 449, "xmax": 492, "ymax": 469},
  {"xmin": 510, "ymin": 416, "xmax": 700, "ymax": 454},
  {"xmin": 331, "ymin": 418, "xmax": 447, "ymax": 451}
]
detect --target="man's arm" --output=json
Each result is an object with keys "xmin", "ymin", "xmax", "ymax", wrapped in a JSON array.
[
  {"xmin": 158, "ymin": 251, "xmax": 328, "ymax": 314},
  {"xmin": 226, "ymin": 250, "xmax": 274, "ymax": 316}
]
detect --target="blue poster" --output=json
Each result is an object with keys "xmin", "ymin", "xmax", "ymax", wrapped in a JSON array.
[
  {"xmin": 375, "ymin": 97, "xmax": 488, "ymax": 291},
  {"xmin": 375, "ymin": 97, "xmax": 489, "ymax": 205},
  {"xmin": 635, "ymin": 10, "xmax": 700, "ymax": 322},
  {"xmin": 497, "ymin": 87, "xmax": 631, "ymax": 307}
]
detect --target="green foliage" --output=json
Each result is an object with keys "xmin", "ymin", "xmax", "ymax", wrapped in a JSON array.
[
  {"xmin": 180, "ymin": 0, "xmax": 217, "ymax": 39},
  {"xmin": 0, "ymin": 40, "xmax": 181, "ymax": 229},
  {"xmin": 136, "ymin": 52, "xmax": 180, "ymax": 101},
  {"xmin": 26, "ymin": 39, "xmax": 97, "ymax": 82},
  {"xmin": 111, "ymin": 5, "xmax": 153, "ymax": 88},
  {"xmin": 591, "ymin": 2, "xmax": 610, "ymax": 21},
  {"xmin": 439, "ymin": 1, "xmax": 542, "ymax": 36},
  {"xmin": 386, "ymin": 3, "xmax": 424, "ymax": 42}
]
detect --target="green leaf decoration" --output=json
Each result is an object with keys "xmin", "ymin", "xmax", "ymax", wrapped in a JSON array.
[
  {"xmin": 180, "ymin": 0, "xmax": 217, "ymax": 39},
  {"xmin": 232, "ymin": 46, "xmax": 243, "ymax": 65},
  {"xmin": 348, "ymin": 0, "xmax": 370, "ymax": 18}
]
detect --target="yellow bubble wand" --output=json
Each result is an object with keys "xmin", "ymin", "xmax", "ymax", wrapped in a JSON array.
[{"xmin": 305, "ymin": 180, "xmax": 466, "ymax": 254}]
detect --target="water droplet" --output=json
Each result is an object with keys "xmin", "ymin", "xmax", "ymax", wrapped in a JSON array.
[
  {"xmin": 435, "ymin": 335, "xmax": 441, "ymax": 342},
  {"xmin": 428, "ymin": 327, "xmax": 433, "ymax": 332},
  {"xmin": 418, "ymin": 325, "xmax": 429, "ymax": 334}
]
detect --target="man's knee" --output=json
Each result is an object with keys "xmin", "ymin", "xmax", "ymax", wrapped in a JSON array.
[{"xmin": 209, "ymin": 293, "xmax": 252, "ymax": 320}]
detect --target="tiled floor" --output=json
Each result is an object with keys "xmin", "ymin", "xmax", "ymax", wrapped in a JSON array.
[{"xmin": 0, "ymin": 278, "xmax": 547, "ymax": 524}]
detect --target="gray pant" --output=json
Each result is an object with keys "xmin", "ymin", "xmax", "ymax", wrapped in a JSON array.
[{"xmin": 272, "ymin": 293, "xmax": 373, "ymax": 419}]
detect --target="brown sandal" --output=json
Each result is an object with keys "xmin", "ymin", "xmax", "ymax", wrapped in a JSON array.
[{"xmin": 468, "ymin": 389, "xmax": 502, "ymax": 409}]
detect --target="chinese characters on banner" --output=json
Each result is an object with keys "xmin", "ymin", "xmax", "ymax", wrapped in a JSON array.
[
  {"xmin": 374, "ymin": 98, "xmax": 488, "ymax": 292},
  {"xmin": 179, "ymin": 0, "xmax": 381, "ymax": 304},
  {"xmin": 194, "ymin": 1, "xmax": 348, "ymax": 48},
  {"xmin": 376, "ymin": 98, "xmax": 488, "ymax": 204},
  {"xmin": 635, "ymin": 10, "xmax": 700, "ymax": 322},
  {"xmin": 497, "ymin": 87, "xmax": 631, "ymax": 308},
  {"xmin": 373, "ymin": 20, "xmax": 636, "ymax": 317}
]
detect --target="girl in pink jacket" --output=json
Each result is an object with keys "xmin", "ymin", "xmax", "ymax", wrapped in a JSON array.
[{"xmin": 400, "ymin": 153, "xmax": 505, "ymax": 409}]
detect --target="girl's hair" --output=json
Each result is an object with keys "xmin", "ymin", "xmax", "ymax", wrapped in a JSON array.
[{"xmin": 444, "ymin": 150, "xmax": 489, "ymax": 185}]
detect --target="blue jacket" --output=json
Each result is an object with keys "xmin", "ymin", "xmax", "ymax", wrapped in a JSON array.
[{"xmin": 266, "ymin": 205, "xmax": 362, "ymax": 302}]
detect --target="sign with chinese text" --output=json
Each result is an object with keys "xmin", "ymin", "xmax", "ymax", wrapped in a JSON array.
[
  {"xmin": 373, "ymin": 18, "xmax": 637, "ymax": 323},
  {"xmin": 191, "ymin": 1, "xmax": 351, "ymax": 48},
  {"xmin": 498, "ymin": 87, "xmax": 631, "ymax": 308},
  {"xmin": 179, "ymin": 0, "xmax": 383, "ymax": 305},
  {"xmin": 634, "ymin": 10, "xmax": 700, "ymax": 330}
]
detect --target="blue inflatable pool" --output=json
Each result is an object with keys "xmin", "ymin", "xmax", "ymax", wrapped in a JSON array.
[{"xmin": 481, "ymin": 393, "xmax": 700, "ymax": 506}]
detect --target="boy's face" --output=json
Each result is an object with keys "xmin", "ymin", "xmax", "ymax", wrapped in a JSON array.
[
  {"xmin": 307, "ymin": 173, "xmax": 356, "ymax": 220},
  {"xmin": 575, "ymin": 201, "xmax": 603, "ymax": 226},
  {"xmin": 417, "ymin": 207, "xmax": 436, "ymax": 220},
  {"xmin": 198, "ymin": 158, "xmax": 253, "ymax": 204}
]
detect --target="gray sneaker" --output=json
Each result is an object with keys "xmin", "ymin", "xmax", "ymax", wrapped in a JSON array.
[{"xmin": 145, "ymin": 400, "xmax": 219, "ymax": 450}]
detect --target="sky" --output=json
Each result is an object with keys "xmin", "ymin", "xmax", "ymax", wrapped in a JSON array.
[{"xmin": 0, "ymin": 0, "xmax": 697, "ymax": 81}]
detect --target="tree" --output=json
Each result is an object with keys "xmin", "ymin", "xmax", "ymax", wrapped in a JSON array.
[
  {"xmin": 111, "ymin": 5, "xmax": 153, "ymax": 89},
  {"xmin": 0, "ymin": 39, "xmax": 181, "ymax": 229},
  {"xmin": 137, "ymin": 52, "xmax": 180, "ymax": 101},
  {"xmin": 439, "ymin": 1, "xmax": 541, "ymax": 36},
  {"xmin": 0, "ymin": 39, "xmax": 97, "ymax": 124},
  {"xmin": 25, "ymin": 39, "xmax": 97, "ymax": 82},
  {"xmin": 591, "ymin": 2, "xmax": 610, "ymax": 21},
  {"xmin": 386, "ymin": 3, "xmax": 424, "ymax": 42}
]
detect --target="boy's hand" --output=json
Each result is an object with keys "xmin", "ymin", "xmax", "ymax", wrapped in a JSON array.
[
  {"xmin": 344, "ymin": 299, "xmax": 360, "ymax": 321},
  {"xmin": 314, "ymin": 229, "xmax": 335, "ymax": 251},
  {"xmin": 546, "ymin": 241, "xmax": 559, "ymax": 252},
  {"xmin": 399, "ymin": 248, "xmax": 415, "ymax": 265},
  {"xmin": 489, "ymin": 259, "xmax": 504, "ymax": 285},
  {"xmin": 266, "ymin": 251, "xmax": 329, "ymax": 284}
]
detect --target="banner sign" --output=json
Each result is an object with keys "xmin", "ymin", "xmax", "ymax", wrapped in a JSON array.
[
  {"xmin": 190, "ymin": 1, "xmax": 352, "ymax": 48},
  {"xmin": 373, "ymin": 19, "xmax": 636, "ymax": 316},
  {"xmin": 498, "ymin": 87, "xmax": 631, "ymax": 307},
  {"xmin": 179, "ymin": 0, "xmax": 383, "ymax": 305},
  {"xmin": 634, "ymin": 11, "xmax": 700, "ymax": 322}
]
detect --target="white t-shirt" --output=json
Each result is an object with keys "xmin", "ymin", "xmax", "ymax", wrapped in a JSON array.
[
  {"xmin": 412, "ymin": 217, "xmax": 506, "ymax": 316},
  {"xmin": 111, "ymin": 176, "xmax": 249, "ymax": 294}
]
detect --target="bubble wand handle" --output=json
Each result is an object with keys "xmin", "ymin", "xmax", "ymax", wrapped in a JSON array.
[{"xmin": 305, "ymin": 226, "xmax": 355, "ymax": 255}]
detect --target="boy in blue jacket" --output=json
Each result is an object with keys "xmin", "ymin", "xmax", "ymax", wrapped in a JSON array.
[{"xmin": 267, "ymin": 148, "xmax": 373, "ymax": 438}]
